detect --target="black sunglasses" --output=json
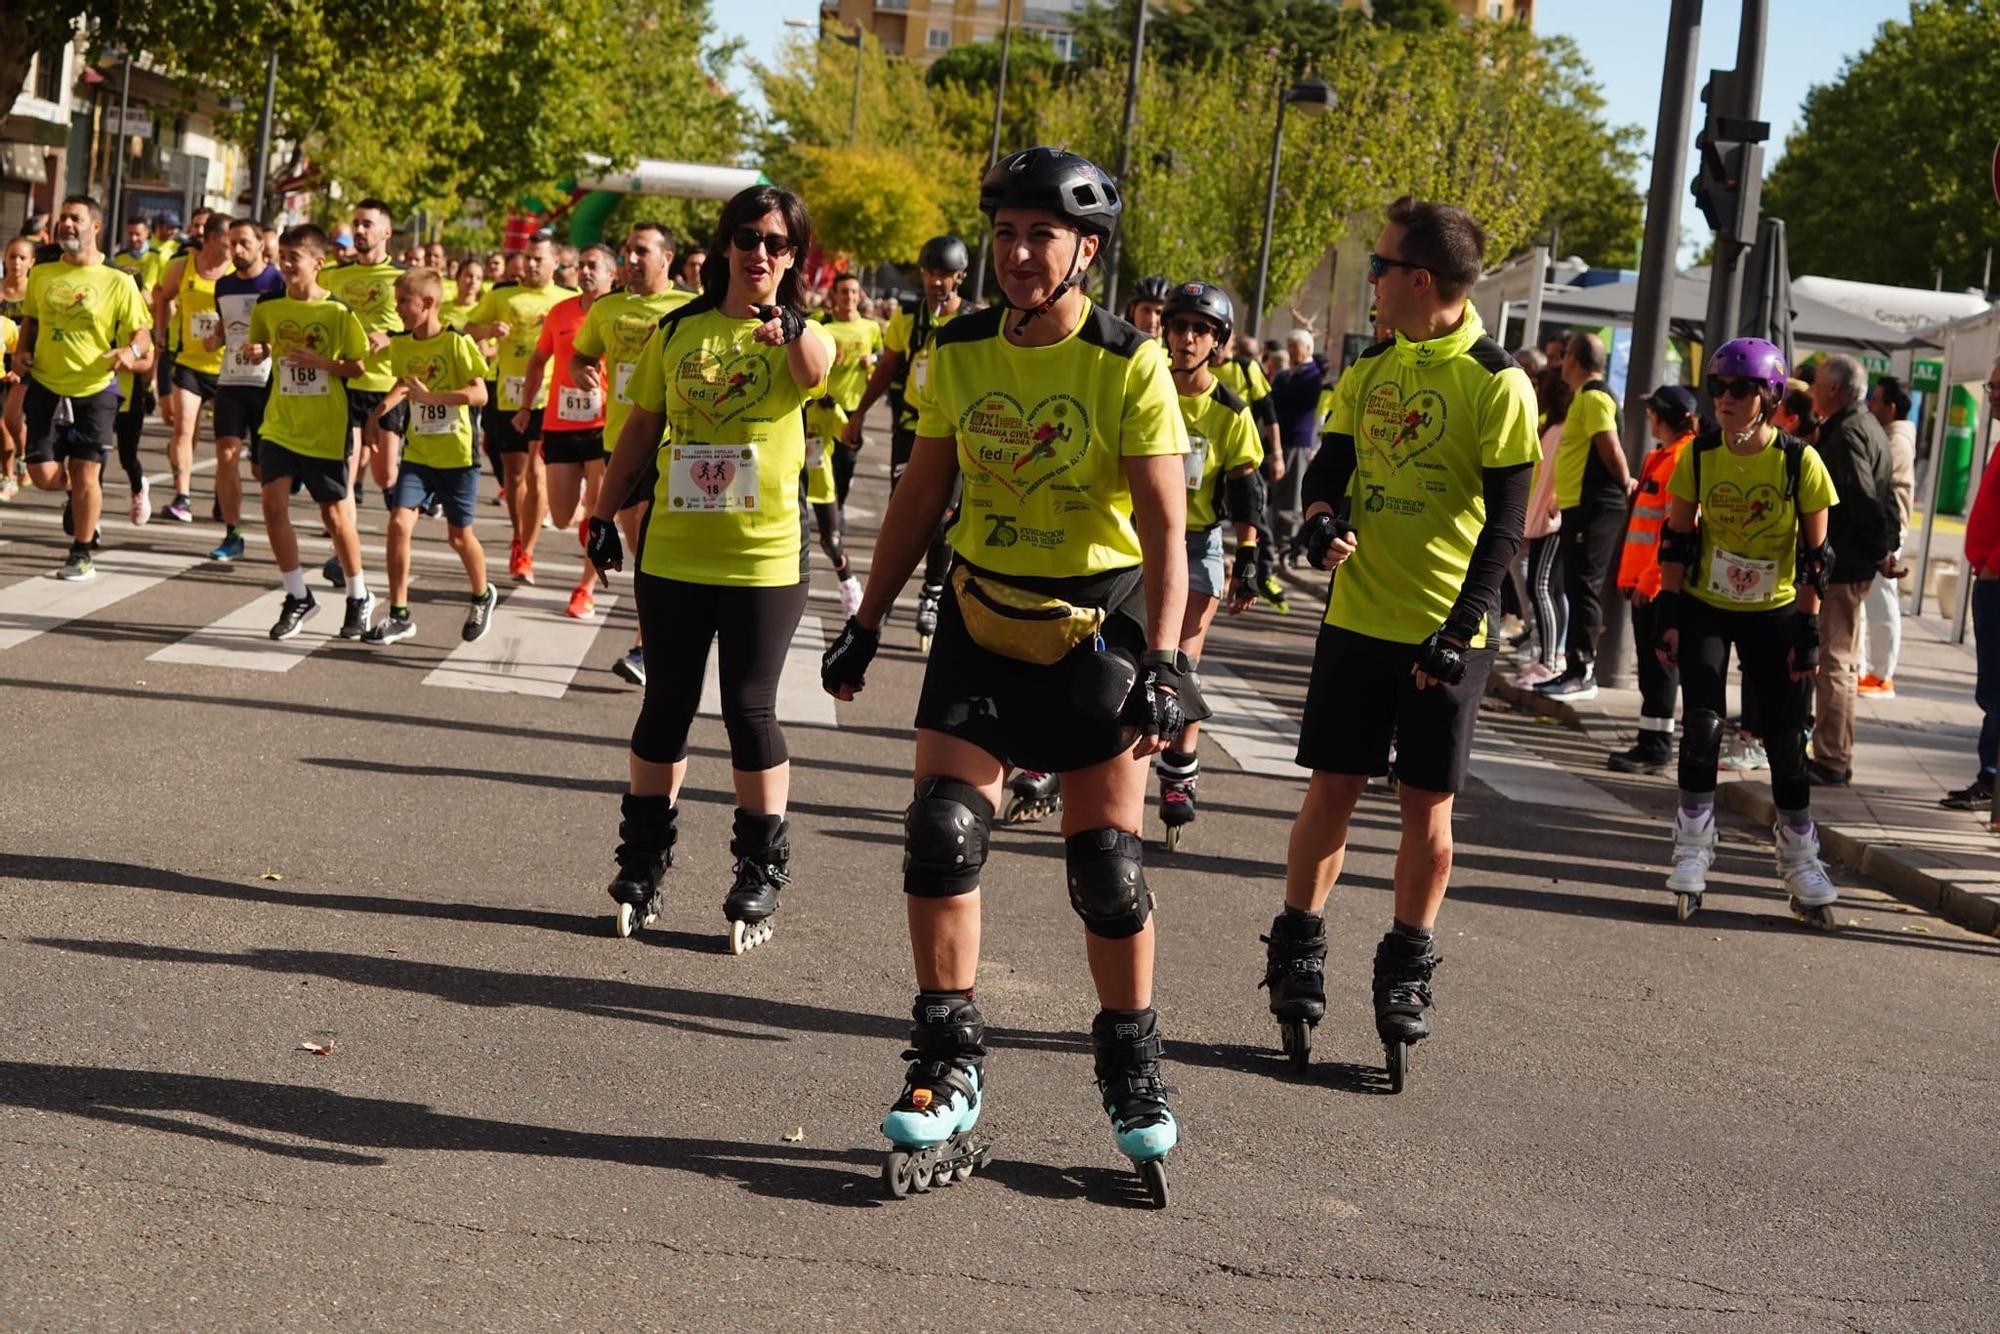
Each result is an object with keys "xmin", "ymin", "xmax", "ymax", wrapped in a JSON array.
[
  {"xmin": 1368, "ymin": 253, "xmax": 1425, "ymax": 279},
  {"xmin": 1706, "ymin": 376, "xmax": 1762, "ymax": 400},
  {"xmin": 1165, "ymin": 317, "xmax": 1221, "ymax": 339},
  {"xmin": 730, "ymin": 227, "xmax": 794, "ymax": 258}
]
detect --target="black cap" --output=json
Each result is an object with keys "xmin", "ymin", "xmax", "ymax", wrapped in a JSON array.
[{"xmin": 1645, "ymin": 384, "xmax": 1699, "ymax": 419}]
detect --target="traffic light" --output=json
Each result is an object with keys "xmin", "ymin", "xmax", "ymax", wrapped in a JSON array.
[{"xmin": 1690, "ymin": 70, "xmax": 1769, "ymax": 240}]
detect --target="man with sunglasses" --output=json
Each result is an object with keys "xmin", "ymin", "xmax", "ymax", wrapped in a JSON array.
[
  {"xmin": 1536, "ymin": 331, "xmax": 1635, "ymax": 700},
  {"xmin": 1268, "ymin": 198, "xmax": 1538, "ymax": 1085},
  {"xmin": 1943, "ymin": 360, "xmax": 2000, "ymax": 811}
]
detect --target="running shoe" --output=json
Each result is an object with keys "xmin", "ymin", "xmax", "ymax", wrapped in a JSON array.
[
  {"xmin": 1509, "ymin": 661, "xmax": 1560, "ymax": 690},
  {"xmin": 1856, "ymin": 674, "xmax": 1897, "ymax": 700},
  {"xmin": 55, "ymin": 550, "xmax": 94, "ymax": 582},
  {"xmin": 129, "ymin": 477, "xmax": 150, "ymax": 525},
  {"xmin": 322, "ymin": 554, "xmax": 346, "ymax": 590},
  {"xmin": 270, "ymin": 591, "xmax": 318, "ymax": 640},
  {"xmin": 567, "ymin": 584, "xmax": 595, "ymax": 619},
  {"xmin": 1718, "ymin": 734, "xmax": 1767, "ymax": 771},
  {"xmin": 1255, "ymin": 574, "xmax": 1290, "ymax": 615},
  {"xmin": 1805, "ymin": 759, "xmax": 1851, "ymax": 787},
  {"xmin": 510, "ymin": 545, "xmax": 535, "ymax": 585},
  {"xmin": 463, "ymin": 586, "xmax": 497, "ymax": 642},
  {"xmin": 162, "ymin": 494, "xmax": 194, "ymax": 523},
  {"xmin": 1939, "ymin": 778, "xmax": 1995, "ymax": 811},
  {"xmin": 0, "ymin": 475, "xmax": 16, "ymax": 502},
  {"xmin": 1536, "ymin": 665, "xmax": 1599, "ymax": 700},
  {"xmin": 362, "ymin": 609, "xmax": 416, "ymax": 645},
  {"xmin": 838, "ymin": 574, "xmax": 864, "ymax": 619},
  {"xmin": 209, "ymin": 531, "xmax": 246, "ymax": 562},
  {"xmin": 612, "ymin": 646, "xmax": 647, "ymax": 686},
  {"xmin": 339, "ymin": 591, "xmax": 374, "ymax": 640}
]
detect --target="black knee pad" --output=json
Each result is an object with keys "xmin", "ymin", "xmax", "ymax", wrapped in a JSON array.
[
  {"xmin": 1064, "ymin": 828, "xmax": 1152, "ymax": 939},
  {"xmin": 902, "ymin": 777, "xmax": 992, "ymax": 898},
  {"xmin": 1766, "ymin": 726, "xmax": 1811, "ymax": 783},
  {"xmin": 1680, "ymin": 708, "xmax": 1725, "ymax": 770}
]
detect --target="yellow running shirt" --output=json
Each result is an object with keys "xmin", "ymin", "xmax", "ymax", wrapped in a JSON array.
[
  {"xmin": 172, "ymin": 262, "xmax": 225, "ymax": 376},
  {"xmin": 1554, "ymin": 380, "xmax": 1623, "ymax": 510},
  {"xmin": 572, "ymin": 287, "xmax": 691, "ymax": 452},
  {"xmin": 912, "ymin": 299, "xmax": 1188, "ymax": 579},
  {"xmin": 885, "ymin": 297, "xmax": 963, "ymax": 427},
  {"xmin": 821, "ymin": 315, "xmax": 884, "ymax": 412},
  {"xmin": 385, "ymin": 328, "xmax": 491, "ymax": 470},
  {"xmin": 803, "ymin": 399, "xmax": 846, "ymax": 505},
  {"xmin": 319, "ymin": 259, "xmax": 405, "ymax": 392},
  {"xmin": 1179, "ymin": 380, "xmax": 1263, "ymax": 533},
  {"xmin": 1213, "ymin": 354, "xmax": 1272, "ymax": 410},
  {"xmin": 467, "ymin": 279, "xmax": 577, "ymax": 412},
  {"xmin": 1668, "ymin": 433, "xmax": 1838, "ymax": 614},
  {"xmin": 247, "ymin": 294, "xmax": 368, "ymax": 461},
  {"xmin": 1319, "ymin": 308, "xmax": 1540, "ymax": 646},
  {"xmin": 22, "ymin": 259, "xmax": 152, "ymax": 398},
  {"xmin": 628, "ymin": 304, "xmax": 834, "ymax": 586}
]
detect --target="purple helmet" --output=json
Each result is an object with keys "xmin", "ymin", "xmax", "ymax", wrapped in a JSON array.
[{"xmin": 1708, "ymin": 337, "xmax": 1788, "ymax": 396}]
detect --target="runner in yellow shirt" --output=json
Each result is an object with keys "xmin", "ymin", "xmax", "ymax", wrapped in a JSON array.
[
  {"xmin": 1, "ymin": 236, "xmax": 38, "ymax": 497},
  {"xmin": 317, "ymin": 199, "xmax": 407, "ymax": 588},
  {"xmin": 154, "ymin": 212, "xmax": 234, "ymax": 523},
  {"xmin": 820, "ymin": 147, "xmax": 1193, "ymax": 1206},
  {"xmin": 1275, "ymin": 197, "xmax": 1539, "ymax": 1088},
  {"xmin": 804, "ymin": 271, "xmax": 882, "ymax": 617},
  {"xmin": 584, "ymin": 187, "xmax": 833, "ymax": 955}
]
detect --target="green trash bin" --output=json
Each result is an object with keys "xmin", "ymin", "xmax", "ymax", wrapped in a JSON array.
[{"xmin": 1938, "ymin": 382, "xmax": 1979, "ymax": 516}]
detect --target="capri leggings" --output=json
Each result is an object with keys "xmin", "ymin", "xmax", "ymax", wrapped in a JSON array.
[
  {"xmin": 1677, "ymin": 596, "xmax": 1812, "ymax": 811},
  {"xmin": 631, "ymin": 572, "xmax": 811, "ymax": 771}
]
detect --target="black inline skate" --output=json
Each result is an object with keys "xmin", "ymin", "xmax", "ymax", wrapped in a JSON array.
[
  {"xmin": 1372, "ymin": 929, "xmax": 1441, "ymax": 1093},
  {"xmin": 1156, "ymin": 750, "xmax": 1198, "ymax": 852},
  {"xmin": 722, "ymin": 809, "xmax": 791, "ymax": 955},
  {"xmin": 1091, "ymin": 1008, "xmax": 1178, "ymax": 1209},
  {"xmin": 607, "ymin": 794, "xmax": 676, "ymax": 938},
  {"xmin": 1260, "ymin": 908, "xmax": 1327, "ymax": 1073},
  {"xmin": 1000, "ymin": 769, "xmax": 1061, "ymax": 824}
]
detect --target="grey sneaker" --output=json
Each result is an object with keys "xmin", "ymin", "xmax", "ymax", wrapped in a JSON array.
[
  {"xmin": 612, "ymin": 647, "xmax": 646, "ymax": 686},
  {"xmin": 55, "ymin": 550, "xmax": 95, "ymax": 582},
  {"xmin": 339, "ymin": 592, "xmax": 374, "ymax": 639},
  {"xmin": 462, "ymin": 586, "xmax": 497, "ymax": 642},
  {"xmin": 361, "ymin": 610, "xmax": 416, "ymax": 645}
]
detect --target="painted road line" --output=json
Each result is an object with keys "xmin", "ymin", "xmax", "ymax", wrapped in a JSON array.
[
  {"xmin": 1468, "ymin": 729, "xmax": 1635, "ymax": 814},
  {"xmin": 1193, "ymin": 660, "xmax": 1303, "ymax": 777},
  {"xmin": 422, "ymin": 584, "xmax": 619, "ymax": 698},
  {"xmin": 0, "ymin": 550, "xmax": 204, "ymax": 652},
  {"xmin": 147, "ymin": 587, "xmax": 338, "ymax": 671}
]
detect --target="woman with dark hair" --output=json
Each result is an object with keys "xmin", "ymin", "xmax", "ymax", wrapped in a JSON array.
[
  {"xmin": 1512, "ymin": 370, "xmax": 1571, "ymax": 687},
  {"xmin": 584, "ymin": 184, "xmax": 835, "ymax": 954}
]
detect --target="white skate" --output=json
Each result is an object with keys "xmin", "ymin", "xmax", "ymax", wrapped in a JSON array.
[
  {"xmin": 1665, "ymin": 812, "xmax": 1717, "ymax": 921},
  {"xmin": 1775, "ymin": 821, "xmax": 1840, "ymax": 930}
]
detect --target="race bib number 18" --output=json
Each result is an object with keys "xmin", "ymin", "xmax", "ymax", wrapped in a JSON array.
[{"xmin": 667, "ymin": 443, "xmax": 759, "ymax": 512}]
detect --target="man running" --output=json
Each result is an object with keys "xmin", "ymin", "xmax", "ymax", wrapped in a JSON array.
[
  {"xmin": 206, "ymin": 217, "xmax": 287, "ymax": 560},
  {"xmin": 14, "ymin": 195, "xmax": 154, "ymax": 580},
  {"xmin": 319, "ymin": 199, "xmax": 408, "ymax": 559},
  {"xmin": 1264, "ymin": 197, "xmax": 1538, "ymax": 1089},
  {"xmin": 519, "ymin": 242, "xmax": 613, "ymax": 611},
  {"xmin": 154, "ymin": 212, "xmax": 233, "ymax": 523}
]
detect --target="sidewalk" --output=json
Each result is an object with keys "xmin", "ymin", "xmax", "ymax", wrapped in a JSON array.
[{"xmin": 1492, "ymin": 610, "xmax": 2000, "ymax": 936}]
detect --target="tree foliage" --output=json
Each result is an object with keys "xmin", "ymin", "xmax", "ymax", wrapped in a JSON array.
[{"xmin": 1761, "ymin": 0, "xmax": 2000, "ymax": 289}]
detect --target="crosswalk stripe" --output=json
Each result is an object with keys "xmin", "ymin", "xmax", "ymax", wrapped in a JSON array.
[
  {"xmin": 1192, "ymin": 660, "xmax": 1303, "ymax": 777},
  {"xmin": 1468, "ymin": 730, "xmax": 1635, "ymax": 814},
  {"xmin": 0, "ymin": 550, "xmax": 204, "ymax": 652},
  {"xmin": 147, "ymin": 588, "xmax": 338, "ymax": 671},
  {"xmin": 421, "ymin": 585, "xmax": 618, "ymax": 698},
  {"xmin": 698, "ymin": 613, "xmax": 838, "ymax": 728}
]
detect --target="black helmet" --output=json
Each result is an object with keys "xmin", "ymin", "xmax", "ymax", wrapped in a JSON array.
[
  {"xmin": 979, "ymin": 147, "xmax": 1122, "ymax": 238},
  {"xmin": 1163, "ymin": 280, "xmax": 1234, "ymax": 342},
  {"xmin": 918, "ymin": 234, "xmax": 969, "ymax": 274},
  {"xmin": 1130, "ymin": 275, "xmax": 1171, "ymax": 306}
]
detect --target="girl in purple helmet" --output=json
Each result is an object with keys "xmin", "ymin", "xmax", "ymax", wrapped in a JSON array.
[{"xmin": 1650, "ymin": 337, "xmax": 1844, "ymax": 928}]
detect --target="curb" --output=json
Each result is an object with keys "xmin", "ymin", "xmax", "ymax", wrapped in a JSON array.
[{"xmin": 1482, "ymin": 674, "xmax": 2000, "ymax": 938}]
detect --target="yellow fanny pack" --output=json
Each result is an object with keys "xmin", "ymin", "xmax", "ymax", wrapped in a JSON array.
[{"xmin": 950, "ymin": 564, "xmax": 1107, "ymax": 666}]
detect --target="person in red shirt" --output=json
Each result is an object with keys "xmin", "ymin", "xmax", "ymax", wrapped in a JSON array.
[
  {"xmin": 518, "ymin": 244, "xmax": 613, "ymax": 613},
  {"xmin": 1609, "ymin": 385, "xmax": 1704, "ymax": 773},
  {"xmin": 1942, "ymin": 360, "xmax": 2000, "ymax": 809}
]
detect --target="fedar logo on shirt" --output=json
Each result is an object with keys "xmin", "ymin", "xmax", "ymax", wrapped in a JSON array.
[
  {"xmin": 1360, "ymin": 383, "xmax": 1449, "ymax": 469},
  {"xmin": 677, "ymin": 346, "xmax": 772, "ymax": 428},
  {"xmin": 962, "ymin": 393, "xmax": 1090, "ymax": 500}
]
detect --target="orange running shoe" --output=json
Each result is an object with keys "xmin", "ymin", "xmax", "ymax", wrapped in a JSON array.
[
  {"xmin": 567, "ymin": 584, "xmax": 595, "ymax": 619},
  {"xmin": 1856, "ymin": 674, "xmax": 1896, "ymax": 699},
  {"xmin": 510, "ymin": 548, "xmax": 535, "ymax": 585}
]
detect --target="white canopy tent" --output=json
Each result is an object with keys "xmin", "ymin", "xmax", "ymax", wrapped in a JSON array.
[{"xmin": 1910, "ymin": 305, "xmax": 2000, "ymax": 634}]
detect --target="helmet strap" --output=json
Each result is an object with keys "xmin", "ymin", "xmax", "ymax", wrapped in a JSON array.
[{"xmin": 1010, "ymin": 234, "xmax": 1087, "ymax": 338}]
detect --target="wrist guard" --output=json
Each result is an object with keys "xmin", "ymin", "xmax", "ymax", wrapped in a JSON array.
[{"xmin": 1414, "ymin": 631, "xmax": 1468, "ymax": 685}]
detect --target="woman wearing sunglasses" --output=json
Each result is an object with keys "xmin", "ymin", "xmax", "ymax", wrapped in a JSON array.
[
  {"xmin": 820, "ymin": 146, "xmax": 1192, "ymax": 1206},
  {"xmin": 584, "ymin": 185, "xmax": 835, "ymax": 955},
  {"xmin": 1653, "ymin": 337, "xmax": 1842, "ymax": 928}
]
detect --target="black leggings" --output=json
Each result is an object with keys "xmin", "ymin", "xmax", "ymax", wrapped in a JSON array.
[
  {"xmin": 833, "ymin": 440, "xmax": 857, "ymax": 507},
  {"xmin": 115, "ymin": 399, "xmax": 146, "ymax": 493},
  {"xmin": 1630, "ymin": 596, "xmax": 1679, "ymax": 722},
  {"xmin": 631, "ymin": 573, "xmax": 810, "ymax": 772},
  {"xmin": 812, "ymin": 501, "xmax": 849, "ymax": 577},
  {"xmin": 1676, "ymin": 596, "xmax": 1811, "ymax": 811},
  {"xmin": 888, "ymin": 426, "xmax": 955, "ymax": 589}
]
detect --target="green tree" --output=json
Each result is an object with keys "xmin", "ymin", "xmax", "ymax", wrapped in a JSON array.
[
  {"xmin": 1761, "ymin": 0, "xmax": 2000, "ymax": 288},
  {"xmin": 1529, "ymin": 37, "xmax": 1644, "ymax": 268},
  {"xmin": 924, "ymin": 32, "xmax": 1065, "ymax": 90},
  {"xmin": 1370, "ymin": 0, "xmax": 1460, "ymax": 31},
  {"xmin": 793, "ymin": 144, "xmax": 947, "ymax": 265}
]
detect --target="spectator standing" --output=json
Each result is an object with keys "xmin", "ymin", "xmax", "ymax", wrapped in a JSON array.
[
  {"xmin": 1806, "ymin": 353, "xmax": 1900, "ymax": 786},
  {"xmin": 1942, "ymin": 360, "xmax": 2000, "ymax": 810},
  {"xmin": 1858, "ymin": 375, "xmax": 1915, "ymax": 697},
  {"xmin": 1268, "ymin": 329, "xmax": 1324, "ymax": 555},
  {"xmin": 1511, "ymin": 370, "xmax": 1570, "ymax": 687},
  {"xmin": 1607, "ymin": 385, "xmax": 1701, "ymax": 773},
  {"xmin": 1538, "ymin": 331, "xmax": 1634, "ymax": 700}
]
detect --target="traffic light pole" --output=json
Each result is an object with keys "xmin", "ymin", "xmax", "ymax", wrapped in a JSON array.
[{"xmin": 1698, "ymin": 0, "xmax": 1768, "ymax": 370}]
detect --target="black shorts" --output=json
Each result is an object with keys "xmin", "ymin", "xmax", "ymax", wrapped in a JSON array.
[
  {"xmin": 214, "ymin": 387, "xmax": 265, "ymax": 442},
  {"xmin": 914, "ymin": 563, "xmax": 1147, "ymax": 774},
  {"xmin": 155, "ymin": 347, "xmax": 176, "ymax": 397},
  {"xmin": 171, "ymin": 363, "xmax": 219, "ymax": 401},
  {"xmin": 346, "ymin": 388, "xmax": 409, "ymax": 436},
  {"xmin": 258, "ymin": 441, "xmax": 351, "ymax": 505},
  {"xmin": 487, "ymin": 406, "xmax": 543, "ymax": 455},
  {"xmin": 541, "ymin": 427, "xmax": 603, "ymax": 465},
  {"xmin": 23, "ymin": 379, "xmax": 119, "ymax": 466},
  {"xmin": 1295, "ymin": 622, "xmax": 1495, "ymax": 794}
]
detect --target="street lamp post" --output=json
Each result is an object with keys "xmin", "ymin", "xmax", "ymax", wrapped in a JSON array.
[
  {"xmin": 970, "ymin": 0, "xmax": 1016, "ymax": 306},
  {"xmin": 107, "ymin": 51, "xmax": 132, "ymax": 234},
  {"xmin": 1250, "ymin": 77, "xmax": 1335, "ymax": 345},
  {"xmin": 250, "ymin": 51, "xmax": 278, "ymax": 224}
]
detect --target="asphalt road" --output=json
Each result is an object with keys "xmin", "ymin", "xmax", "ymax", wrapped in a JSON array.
[{"xmin": 2, "ymin": 422, "xmax": 1996, "ymax": 1332}]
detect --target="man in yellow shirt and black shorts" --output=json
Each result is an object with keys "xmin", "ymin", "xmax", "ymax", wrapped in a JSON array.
[
  {"xmin": 1269, "ymin": 197, "xmax": 1539, "ymax": 1091},
  {"xmin": 822, "ymin": 147, "xmax": 1196, "ymax": 1207}
]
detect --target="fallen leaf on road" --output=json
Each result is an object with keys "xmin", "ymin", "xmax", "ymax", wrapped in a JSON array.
[
  {"xmin": 1901, "ymin": 924, "xmax": 1930, "ymax": 933},
  {"xmin": 782, "ymin": 1127, "xmax": 803, "ymax": 1142},
  {"xmin": 298, "ymin": 1041, "xmax": 334, "ymax": 1056},
  {"xmin": 260, "ymin": 871, "xmax": 285, "ymax": 882}
]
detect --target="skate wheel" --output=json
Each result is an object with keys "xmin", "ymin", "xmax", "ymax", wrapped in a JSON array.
[
  {"xmin": 883, "ymin": 1151, "xmax": 916, "ymax": 1199},
  {"xmin": 614, "ymin": 902, "xmax": 639, "ymax": 938},
  {"xmin": 908, "ymin": 1156, "xmax": 932, "ymax": 1193},
  {"xmin": 1000, "ymin": 796, "xmax": 1024, "ymax": 825},
  {"xmin": 1385, "ymin": 1040, "xmax": 1411, "ymax": 1094},
  {"xmin": 1139, "ymin": 1158, "xmax": 1169, "ymax": 1210},
  {"xmin": 916, "ymin": 633, "xmax": 933, "ymax": 656},
  {"xmin": 1163, "ymin": 824, "xmax": 1181, "ymax": 853},
  {"xmin": 1674, "ymin": 891, "xmax": 1700, "ymax": 922},
  {"xmin": 1793, "ymin": 903, "xmax": 1840, "ymax": 932},
  {"xmin": 953, "ymin": 1159, "xmax": 975, "ymax": 1183},
  {"xmin": 1280, "ymin": 1019, "xmax": 1312, "ymax": 1074},
  {"xmin": 728, "ymin": 919, "xmax": 773, "ymax": 955}
]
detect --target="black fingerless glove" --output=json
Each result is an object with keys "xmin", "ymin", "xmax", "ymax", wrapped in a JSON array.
[
  {"xmin": 1790, "ymin": 610, "xmax": 1821, "ymax": 672},
  {"xmin": 1414, "ymin": 631, "xmax": 1468, "ymax": 686},
  {"xmin": 585, "ymin": 516, "xmax": 624, "ymax": 574},
  {"xmin": 753, "ymin": 304, "xmax": 806, "ymax": 344},
  {"xmin": 1301, "ymin": 511, "xmax": 1355, "ymax": 571},
  {"xmin": 1121, "ymin": 654, "xmax": 1188, "ymax": 748},
  {"xmin": 821, "ymin": 615, "xmax": 880, "ymax": 692},
  {"xmin": 1230, "ymin": 544, "xmax": 1259, "ymax": 602}
]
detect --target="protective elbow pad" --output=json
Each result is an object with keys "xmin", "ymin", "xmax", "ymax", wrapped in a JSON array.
[
  {"xmin": 903, "ymin": 777, "xmax": 993, "ymax": 898},
  {"xmin": 1659, "ymin": 524, "xmax": 1700, "ymax": 568},
  {"xmin": 1064, "ymin": 827, "xmax": 1152, "ymax": 939},
  {"xmin": 1223, "ymin": 468, "xmax": 1265, "ymax": 526},
  {"xmin": 1796, "ymin": 536, "xmax": 1833, "ymax": 595}
]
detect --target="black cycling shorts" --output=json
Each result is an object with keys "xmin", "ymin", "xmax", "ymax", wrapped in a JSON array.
[{"xmin": 1295, "ymin": 622, "xmax": 1495, "ymax": 794}]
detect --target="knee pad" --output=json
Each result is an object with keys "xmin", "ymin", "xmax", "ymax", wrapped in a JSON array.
[
  {"xmin": 1681, "ymin": 708, "xmax": 1725, "ymax": 771},
  {"xmin": 1064, "ymin": 828, "xmax": 1151, "ymax": 940},
  {"xmin": 902, "ymin": 777, "xmax": 992, "ymax": 898},
  {"xmin": 1765, "ymin": 726, "xmax": 1810, "ymax": 783}
]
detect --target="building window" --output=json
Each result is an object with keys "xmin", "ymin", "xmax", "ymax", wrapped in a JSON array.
[
  {"xmin": 33, "ymin": 45, "xmax": 65, "ymax": 104},
  {"xmin": 1487, "ymin": 1, "xmax": 1505, "ymax": 15},
  {"xmin": 927, "ymin": 26, "xmax": 952, "ymax": 50},
  {"xmin": 1047, "ymin": 31, "xmax": 1074, "ymax": 61}
]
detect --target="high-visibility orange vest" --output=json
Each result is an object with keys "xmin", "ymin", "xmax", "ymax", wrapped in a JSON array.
[{"xmin": 1617, "ymin": 434, "xmax": 1693, "ymax": 598}]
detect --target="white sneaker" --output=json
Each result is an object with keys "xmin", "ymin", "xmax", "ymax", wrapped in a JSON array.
[
  {"xmin": 130, "ymin": 477, "xmax": 151, "ymax": 526},
  {"xmin": 838, "ymin": 574, "xmax": 863, "ymax": 619},
  {"xmin": 1510, "ymin": 661, "xmax": 1559, "ymax": 689},
  {"xmin": 1774, "ymin": 822, "xmax": 1838, "ymax": 907},
  {"xmin": 1665, "ymin": 811, "xmax": 1717, "ymax": 895}
]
